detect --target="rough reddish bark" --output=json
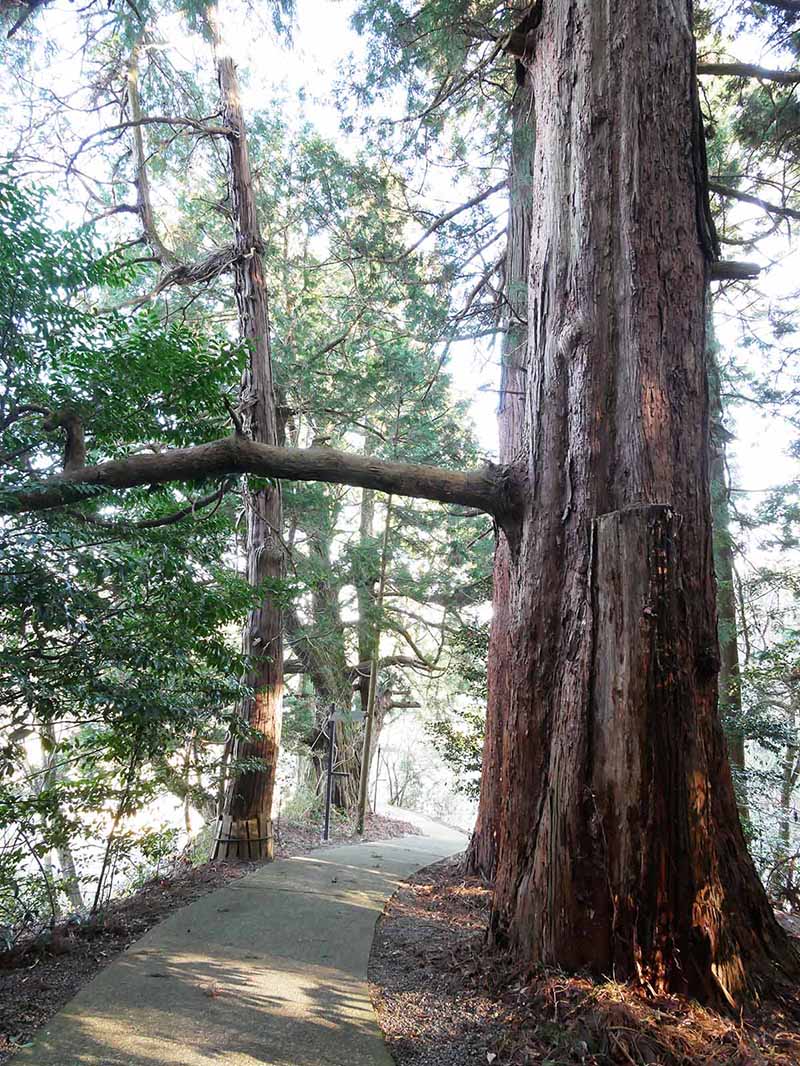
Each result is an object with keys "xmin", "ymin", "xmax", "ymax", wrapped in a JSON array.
[
  {"xmin": 211, "ymin": 15, "xmax": 283, "ymax": 861},
  {"xmin": 481, "ymin": 0, "xmax": 798, "ymax": 1006}
]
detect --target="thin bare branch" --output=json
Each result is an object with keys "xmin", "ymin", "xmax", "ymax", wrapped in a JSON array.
[
  {"xmin": 392, "ymin": 180, "xmax": 507, "ymax": 261},
  {"xmin": 64, "ymin": 480, "xmax": 233, "ymax": 530},
  {"xmin": 67, "ymin": 115, "xmax": 232, "ymax": 176},
  {"xmin": 709, "ymin": 182, "xmax": 800, "ymax": 222},
  {"xmin": 698, "ymin": 61, "xmax": 800, "ymax": 84},
  {"xmin": 710, "ymin": 260, "xmax": 762, "ymax": 281}
]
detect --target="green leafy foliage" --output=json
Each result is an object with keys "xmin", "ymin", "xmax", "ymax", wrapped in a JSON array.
[
  {"xmin": 427, "ymin": 622, "xmax": 488, "ymax": 798},
  {"xmin": 0, "ymin": 177, "xmax": 252, "ymax": 932}
]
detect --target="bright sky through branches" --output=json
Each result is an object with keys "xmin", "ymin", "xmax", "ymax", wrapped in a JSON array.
[{"xmin": 1, "ymin": 0, "xmax": 796, "ymax": 484}]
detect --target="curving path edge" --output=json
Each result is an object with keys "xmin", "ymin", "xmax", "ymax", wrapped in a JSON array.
[{"xmin": 11, "ymin": 813, "xmax": 466, "ymax": 1066}]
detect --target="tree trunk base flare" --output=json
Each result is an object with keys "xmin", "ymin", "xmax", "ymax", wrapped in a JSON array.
[
  {"xmin": 489, "ymin": 507, "xmax": 799, "ymax": 1008},
  {"xmin": 465, "ymin": 0, "xmax": 800, "ymax": 1011},
  {"xmin": 213, "ymin": 813, "xmax": 274, "ymax": 861}
]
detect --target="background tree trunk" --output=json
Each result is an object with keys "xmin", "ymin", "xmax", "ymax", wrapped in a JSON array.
[
  {"xmin": 307, "ymin": 523, "xmax": 358, "ymax": 808},
  {"xmin": 467, "ymin": 75, "xmax": 534, "ymax": 879},
  {"xmin": 709, "ymin": 333, "xmax": 749, "ymax": 822},
  {"xmin": 481, "ymin": 0, "xmax": 797, "ymax": 1006},
  {"xmin": 210, "ymin": 8, "xmax": 283, "ymax": 861},
  {"xmin": 770, "ymin": 697, "xmax": 800, "ymax": 903},
  {"xmin": 37, "ymin": 722, "xmax": 83, "ymax": 911}
]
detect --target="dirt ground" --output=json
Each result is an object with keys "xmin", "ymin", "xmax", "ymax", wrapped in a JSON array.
[
  {"xmin": 0, "ymin": 812, "xmax": 417, "ymax": 1063},
  {"xmin": 369, "ymin": 857, "xmax": 800, "ymax": 1066}
]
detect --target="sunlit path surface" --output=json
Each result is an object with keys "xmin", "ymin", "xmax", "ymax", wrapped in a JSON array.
[{"xmin": 11, "ymin": 817, "xmax": 466, "ymax": 1066}]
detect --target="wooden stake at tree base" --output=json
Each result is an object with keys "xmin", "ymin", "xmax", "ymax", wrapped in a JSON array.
[{"xmin": 214, "ymin": 813, "xmax": 274, "ymax": 862}]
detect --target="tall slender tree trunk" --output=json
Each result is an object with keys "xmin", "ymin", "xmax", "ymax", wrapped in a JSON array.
[
  {"xmin": 38, "ymin": 722, "xmax": 83, "ymax": 911},
  {"xmin": 712, "ymin": 473, "xmax": 747, "ymax": 773},
  {"xmin": 478, "ymin": 0, "xmax": 797, "ymax": 1006},
  {"xmin": 308, "ymin": 524, "xmax": 357, "ymax": 809},
  {"xmin": 467, "ymin": 75, "xmax": 534, "ymax": 880},
  {"xmin": 357, "ymin": 495, "xmax": 393, "ymax": 832},
  {"xmin": 708, "ymin": 331, "xmax": 748, "ymax": 820},
  {"xmin": 356, "ymin": 483, "xmax": 377, "ymax": 718},
  {"xmin": 56, "ymin": 844, "xmax": 83, "ymax": 913},
  {"xmin": 771, "ymin": 700, "xmax": 799, "ymax": 901},
  {"xmin": 126, "ymin": 33, "xmax": 178, "ymax": 269},
  {"xmin": 209, "ymin": 8, "xmax": 283, "ymax": 861},
  {"xmin": 336, "ymin": 481, "xmax": 400, "ymax": 811},
  {"xmin": 319, "ymin": 480, "xmax": 384, "ymax": 813}
]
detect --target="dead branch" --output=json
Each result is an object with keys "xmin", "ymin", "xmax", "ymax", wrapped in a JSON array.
[
  {"xmin": 710, "ymin": 182, "xmax": 800, "ymax": 222},
  {"xmin": 698, "ymin": 61, "xmax": 800, "ymax": 84}
]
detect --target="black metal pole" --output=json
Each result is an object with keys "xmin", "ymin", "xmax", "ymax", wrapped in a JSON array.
[{"xmin": 323, "ymin": 706, "xmax": 335, "ymax": 842}]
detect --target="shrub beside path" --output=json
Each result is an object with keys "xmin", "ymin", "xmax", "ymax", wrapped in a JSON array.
[{"xmin": 11, "ymin": 814, "xmax": 466, "ymax": 1066}]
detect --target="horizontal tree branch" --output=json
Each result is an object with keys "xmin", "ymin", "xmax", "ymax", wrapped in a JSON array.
[
  {"xmin": 709, "ymin": 182, "xmax": 800, "ymax": 222},
  {"xmin": 85, "ymin": 203, "xmax": 140, "ymax": 225},
  {"xmin": 285, "ymin": 653, "xmax": 438, "ymax": 679},
  {"xmin": 1, "ymin": 435, "xmax": 516, "ymax": 523},
  {"xmin": 385, "ymin": 697, "xmax": 421, "ymax": 711},
  {"xmin": 67, "ymin": 115, "xmax": 232, "ymax": 175},
  {"xmin": 393, "ymin": 180, "xmax": 507, "ymax": 261},
  {"xmin": 1, "ymin": 404, "xmax": 50, "ymax": 432},
  {"xmin": 698, "ymin": 61, "xmax": 800, "ymax": 84},
  {"xmin": 710, "ymin": 260, "xmax": 762, "ymax": 281}
]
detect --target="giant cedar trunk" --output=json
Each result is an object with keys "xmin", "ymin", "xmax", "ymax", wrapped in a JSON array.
[
  {"xmin": 211, "ymin": 17, "xmax": 283, "ymax": 861},
  {"xmin": 483, "ymin": 0, "xmax": 797, "ymax": 1006}
]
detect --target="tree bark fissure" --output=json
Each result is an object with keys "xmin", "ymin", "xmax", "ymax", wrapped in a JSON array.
[
  {"xmin": 474, "ymin": 0, "xmax": 797, "ymax": 1006},
  {"xmin": 209, "ymin": 8, "xmax": 283, "ymax": 861}
]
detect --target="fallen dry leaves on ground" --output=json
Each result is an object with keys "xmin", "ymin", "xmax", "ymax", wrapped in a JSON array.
[{"xmin": 369, "ymin": 857, "xmax": 800, "ymax": 1066}]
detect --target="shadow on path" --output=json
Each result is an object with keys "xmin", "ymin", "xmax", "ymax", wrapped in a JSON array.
[{"xmin": 11, "ymin": 822, "xmax": 466, "ymax": 1066}]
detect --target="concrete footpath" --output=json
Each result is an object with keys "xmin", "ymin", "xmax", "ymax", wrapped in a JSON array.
[{"xmin": 12, "ymin": 813, "xmax": 466, "ymax": 1066}]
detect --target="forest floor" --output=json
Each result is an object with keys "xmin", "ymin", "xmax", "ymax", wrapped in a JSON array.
[
  {"xmin": 0, "ymin": 811, "xmax": 416, "ymax": 1063},
  {"xmin": 369, "ymin": 857, "xmax": 800, "ymax": 1066}
]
